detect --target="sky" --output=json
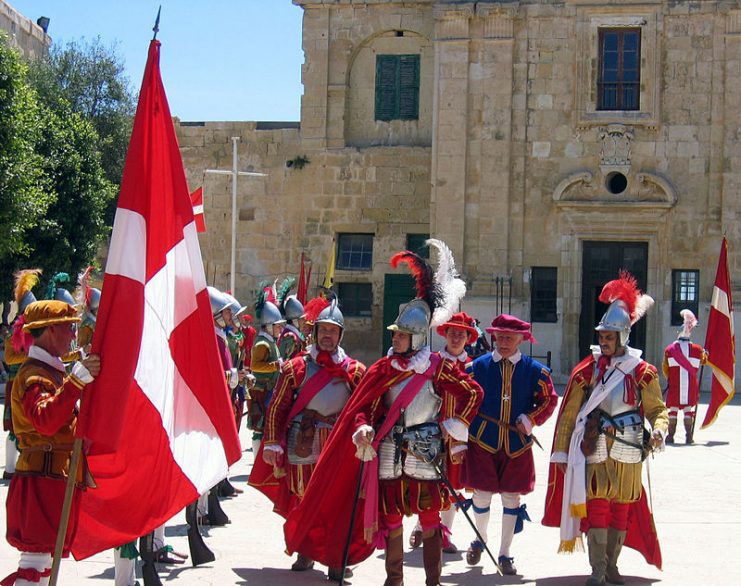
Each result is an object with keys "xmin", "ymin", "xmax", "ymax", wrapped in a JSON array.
[{"xmin": 8, "ymin": 0, "xmax": 304, "ymax": 121}]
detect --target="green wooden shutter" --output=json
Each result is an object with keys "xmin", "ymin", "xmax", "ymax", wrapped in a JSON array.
[
  {"xmin": 375, "ymin": 54, "xmax": 420, "ymax": 121},
  {"xmin": 375, "ymin": 55, "xmax": 398, "ymax": 121},
  {"xmin": 398, "ymin": 55, "xmax": 419, "ymax": 119}
]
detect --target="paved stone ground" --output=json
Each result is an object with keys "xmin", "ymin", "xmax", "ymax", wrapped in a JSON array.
[{"xmin": 0, "ymin": 391, "xmax": 739, "ymax": 585}]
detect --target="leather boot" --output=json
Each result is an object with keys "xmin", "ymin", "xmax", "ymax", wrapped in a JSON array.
[
  {"xmin": 666, "ymin": 418, "xmax": 676, "ymax": 444},
  {"xmin": 684, "ymin": 415, "xmax": 695, "ymax": 444},
  {"xmin": 585, "ymin": 528, "xmax": 608, "ymax": 586},
  {"xmin": 290, "ymin": 553, "xmax": 314, "ymax": 571},
  {"xmin": 383, "ymin": 527, "xmax": 404, "ymax": 586},
  {"xmin": 422, "ymin": 528, "xmax": 442, "ymax": 586},
  {"xmin": 605, "ymin": 528, "xmax": 626, "ymax": 585}
]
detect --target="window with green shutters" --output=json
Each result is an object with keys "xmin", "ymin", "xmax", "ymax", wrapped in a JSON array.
[{"xmin": 375, "ymin": 54, "xmax": 420, "ymax": 121}]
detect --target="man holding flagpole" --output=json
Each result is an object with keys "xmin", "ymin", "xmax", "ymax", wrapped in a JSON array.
[{"xmin": 3, "ymin": 300, "xmax": 100, "ymax": 586}]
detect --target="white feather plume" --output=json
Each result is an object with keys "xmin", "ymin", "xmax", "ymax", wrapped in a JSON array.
[
  {"xmin": 631, "ymin": 294, "xmax": 654, "ymax": 324},
  {"xmin": 426, "ymin": 238, "xmax": 467, "ymax": 327}
]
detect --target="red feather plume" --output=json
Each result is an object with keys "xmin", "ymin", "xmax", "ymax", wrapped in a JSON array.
[
  {"xmin": 598, "ymin": 270, "xmax": 642, "ymax": 322},
  {"xmin": 304, "ymin": 296, "xmax": 330, "ymax": 325},
  {"xmin": 390, "ymin": 251, "xmax": 441, "ymax": 312}
]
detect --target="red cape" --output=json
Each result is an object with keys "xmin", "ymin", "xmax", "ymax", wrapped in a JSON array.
[
  {"xmin": 248, "ymin": 442, "xmax": 296, "ymax": 518},
  {"xmin": 542, "ymin": 355, "xmax": 663, "ymax": 569},
  {"xmin": 283, "ymin": 358, "xmax": 412, "ymax": 567}
]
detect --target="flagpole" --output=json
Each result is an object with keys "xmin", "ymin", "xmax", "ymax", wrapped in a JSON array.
[
  {"xmin": 49, "ymin": 435, "xmax": 84, "ymax": 585},
  {"xmin": 204, "ymin": 140, "xmax": 266, "ymax": 294}
]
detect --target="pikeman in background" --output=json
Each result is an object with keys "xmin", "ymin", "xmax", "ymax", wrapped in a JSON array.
[
  {"xmin": 662, "ymin": 309, "xmax": 707, "ymax": 445},
  {"xmin": 3, "ymin": 269, "xmax": 43, "ymax": 482},
  {"xmin": 276, "ymin": 277, "xmax": 306, "ymax": 360},
  {"xmin": 248, "ymin": 283, "xmax": 285, "ymax": 455}
]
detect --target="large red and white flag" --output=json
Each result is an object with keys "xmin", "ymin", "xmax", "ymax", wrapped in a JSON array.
[
  {"xmin": 71, "ymin": 40, "xmax": 241, "ymax": 559},
  {"xmin": 701, "ymin": 236, "xmax": 736, "ymax": 429},
  {"xmin": 190, "ymin": 186, "xmax": 206, "ymax": 232}
]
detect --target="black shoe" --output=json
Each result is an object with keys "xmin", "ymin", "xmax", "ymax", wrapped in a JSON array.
[{"xmin": 499, "ymin": 555, "xmax": 517, "ymax": 575}]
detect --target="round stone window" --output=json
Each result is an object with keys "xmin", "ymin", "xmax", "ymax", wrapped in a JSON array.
[{"xmin": 605, "ymin": 172, "xmax": 628, "ymax": 195}]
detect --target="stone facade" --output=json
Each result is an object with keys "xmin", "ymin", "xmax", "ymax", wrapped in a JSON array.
[
  {"xmin": 177, "ymin": 0, "xmax": 741, "ymax": 382},
  {"xmin": 0, "ymin": 0, "xmax": 50, "ymax": 59}
]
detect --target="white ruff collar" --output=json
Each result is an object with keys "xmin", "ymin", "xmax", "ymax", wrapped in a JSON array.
[
  {"xmin": 387, "ymin": 345, "xmax": 431, "ymax": 373},
  {"xmin": 440, "ymin": 347, "xmax": 467, "ymax": 363},
  {"xmin": 28, "ymin": 345, "xmax": 65, "ymax": 373},
  {"xmin": 308, "ymin": 344, "xmax": 347, "ymax": 364},
  {"xmin": 492, "ymin": 349, "xmax": 522, "ymax": 364}
]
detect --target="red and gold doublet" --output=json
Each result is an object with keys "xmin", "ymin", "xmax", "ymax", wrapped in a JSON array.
[{"xmin": 7, "ymin": 354, "xmax": 88, "ymax": 555}]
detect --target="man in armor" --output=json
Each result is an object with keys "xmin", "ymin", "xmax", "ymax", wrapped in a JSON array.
[
  {"xmin": 462, "ymin": 314, "xmax": 558, "ymax": 575},
  {"xmin": 409, "ymin": 311, "xmax": 479, "ymax": 554},
  {"xmin": 2, "ymin": 300, "xmax": 101, "ymax": 586},
  {"xmin": 76, "ymin": 267, "xmax": 100, "ymax": 351},
  {"xmin": 278, "ymin": 294, "xmax": 306, "ymax": 360},
  {"xmin": 284, "ymin": 244, "xmax": 482, "ymax": 586},
  {"xmin": 662, "ymin": 309, "xmax": 707, "ymax": 444},
  {"xmin": 544, "ymin": 272, "xmax": 668, "ymax": 586},
  {"xmin": 251, "ymin": 301, "xmax": 366, "ymax": 580},
  {"xmin": 249, "ymin": 288, "xmax": 285, "ymax": 455}
]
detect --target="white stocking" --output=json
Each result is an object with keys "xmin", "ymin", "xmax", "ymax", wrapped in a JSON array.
[
  {"xmin": 114, "ymin": 548, "xmax": 136, "ymax": 586},
  {"xmin": 16, "ymin": 552, "xmax": 51, "ymax": 586},
  {"xmin": 500, "ymin": 493, "xmax": 521, "ymax": 558},
  {"xmin": 441, "ymin": 506, "xmax": 456, "ymax": 532},
  {"xmin": 5, "ymin": 435, "xmax": 18, "ymax": 474},
  {"xmin": 197, "ymin": 492, "xmax": 208, "ymax": 516},
  {"xmin": 153, "ymin": 523, "xmax": 166, "ymax": 551},
  {"xmin": 472, "ymin": 489, "xmax": 493, "ymax": 544}
]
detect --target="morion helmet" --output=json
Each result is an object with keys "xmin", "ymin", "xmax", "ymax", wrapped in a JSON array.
[
  {"xmin": 313, "ymin": 299, "xmax": 345, "ymax": 342},
  {"xmin": 595, "ymin": 271, "xmax": 654, "ymax": 347}
]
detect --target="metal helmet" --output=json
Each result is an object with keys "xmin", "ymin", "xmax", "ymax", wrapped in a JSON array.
[
  {"xmin": 88, "ymin": 288, "xmax": 101, "ymax": 314},
  {"xmin": 387, "ymin": 298, "xmax": 431, "ymax": 351},
  {"xmin": 18, "ymin": 290, "xmax": 37, "ymax": 314},
  {"xmin": 207, "ymin": 286, "xmax": 231, "ymax": 316},
  {"xmin": 55, "ymin": 288, "xmax": 77, "ymax": 306},
  {"xmin": 259, "ymin": 300, "xmax": 286, "ymax": 327},
  {"xmin": 313, "ymin": 300, "xmax": 345, "ymax": 342},
  {"xmin": 595, "ymin": 300, "xmax": 632, "ymax": 347},
  {"xmin": 283, "ymin": 295, "xmax": 305, "ymax": 321}
]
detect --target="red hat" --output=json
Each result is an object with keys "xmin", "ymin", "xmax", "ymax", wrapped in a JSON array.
[
  {"xmin": 485, "ymin": 314, "xmax": 538, "ymax": 344},
  {"xmin": 435, "ymin": 311, "xmax": 478, "ymax": 343}
]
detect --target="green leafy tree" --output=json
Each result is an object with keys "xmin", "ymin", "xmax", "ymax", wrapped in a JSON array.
[
  {"xmin": 0, "ymin": 33, "xmax": 51, "ymax": 261},
  {"xmin": 23, "ymin": 101, "xmax": 116, "ymax": 286},
  {"xmin": 29, "ymin": 36, "xmax": 135, "ymax": 190}
]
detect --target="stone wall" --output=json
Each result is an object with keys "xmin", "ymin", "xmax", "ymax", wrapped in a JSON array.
[
  {"xmin": 0, "ymin": 0, "xmax": 50, "ymax": 59},
  {"xmin": 178, "ymin": 0, "xmax": 740, "ymax": 381}
]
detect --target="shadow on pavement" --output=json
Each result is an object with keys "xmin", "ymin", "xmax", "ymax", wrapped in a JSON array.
[{"xmin": 234, "ymin": 565, "xmax": 331, "ymax": 585}]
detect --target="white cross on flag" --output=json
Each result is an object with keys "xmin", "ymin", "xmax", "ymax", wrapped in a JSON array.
[{"xmin": 71, "ymin": 40, "xmax": 241, "ymax": 559}]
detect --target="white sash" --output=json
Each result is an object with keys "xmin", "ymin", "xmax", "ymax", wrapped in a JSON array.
[{"xmin": 559, "ymin": 354, "xmax": 641, "ymax": 550}]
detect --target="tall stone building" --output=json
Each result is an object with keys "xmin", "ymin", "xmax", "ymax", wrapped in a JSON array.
[
  {"xmin": 177, "ymin": 0, "xmax": 740, "ymax": 382},
  {"xmin": 0, "ymin": 0, "xmax": 50, "ymax": 59}
]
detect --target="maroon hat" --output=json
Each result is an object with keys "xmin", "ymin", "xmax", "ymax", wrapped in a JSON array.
[
  {"xmin": 485, "ymin": 313, "xmax": 538, "ymax": 344},
  {"xmin": 435, "ymin": 311, "xmax": 478, "ymax": 343}
]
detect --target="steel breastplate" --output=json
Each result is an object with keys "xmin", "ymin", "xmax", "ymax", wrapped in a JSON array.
[
  {"xmin": 297, "ymin": 360, "xmax": 351, "ymax": 418},
  {"xmin": 384, "ymin": 375, "xmax": 441, "ymax": 428}
]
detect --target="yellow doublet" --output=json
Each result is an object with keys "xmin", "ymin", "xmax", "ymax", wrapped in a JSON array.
[{"xmin": 554, "ymin": 359, "xmax": 668, "ymax": 503}]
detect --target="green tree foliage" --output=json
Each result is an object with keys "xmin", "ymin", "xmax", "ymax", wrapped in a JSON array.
[
  {"xmin": 0, "ymin": 33, "xmax": 51, "ymax": 261},
  {"xmin": 29, "ymin": 36, "xmax": 135, "ymax": 188},
  {"xmin": 0, "ymin": 34, "xmax": 124, "ymax": 317}
]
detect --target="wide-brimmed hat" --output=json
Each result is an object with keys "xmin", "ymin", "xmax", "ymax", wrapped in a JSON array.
[
  {"xmin": 435, "ymin": 311, "xmax": 478, "ymax": 343},
  {"xmin": 22, "ymin": 300, "xmax": 81, "ymax": 332},
  {"xmin": 485, "ymin": 314, "xmax": 537, "ymax": 344}
]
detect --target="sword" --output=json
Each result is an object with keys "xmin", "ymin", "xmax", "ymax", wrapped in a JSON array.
[{"xmin": 481, "ymin": 414, "xmax": 543, "ymax": 450}]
